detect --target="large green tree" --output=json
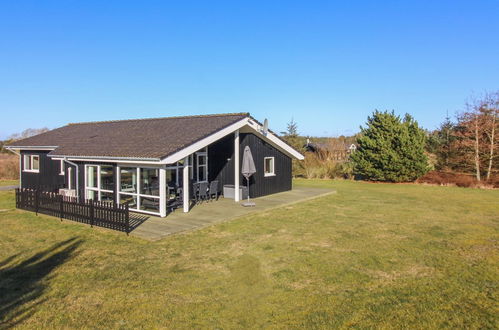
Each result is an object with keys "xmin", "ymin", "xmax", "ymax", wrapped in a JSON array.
[{"xmin": 351, "ymin": 110, "xmax": 429, "ymax": 182}]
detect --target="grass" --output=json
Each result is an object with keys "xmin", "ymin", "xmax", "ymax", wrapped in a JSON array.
[
  {"xmin": 0, "ymin": 180, "xmax": 497, "ymax": 328},
  {"xmin": 0, "ymin": 180, "xmax": 18, "ymax": 187}
]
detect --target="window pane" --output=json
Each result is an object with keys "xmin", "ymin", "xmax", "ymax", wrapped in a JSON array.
[
  {"xmin": 198, "ymin": 166, "xmax": 206, "ymax": 182},
  {"xmin": 24, "ymin": 155, "xmax": 31, "ymax": 170},
  {"xmin": 264, "ymin": 158, "xmax": 274, "ymax": 174},
  {"xmin": 100, "ymin": 165, "xmax": 114, "ymax": 190},
  {"xmin": 198, "ymin": 155, "xmax": 206, "ymax": 165},
  {"xmin": 140, "ymin": 196, "xmax": 160, "ymax": 213},
  {"xmin": 140, "ymin": 168, "xmax": 160, "ymax": 196},
  {"xmin": 166, "ymin": 168, "xmax": 177, "ymax": 189},
  {"xmin": 32, "ymin": 156, "xmax": 39, "ymax": 170},
  {"xmin": 87, "ymin": 189, "xmax": 97, "ymax": 200},
  {"xmin": 120, "ymin": 167, "xmax": 137, "ymax": 193},
  {"xmin": 101, "ymin": 192, "xmax": 114, "ymax": 203},
  {"xmin": 120, "ymin": 194, "xmax": 137, "ymax": 209},
  {"xmin": 87, "ymin": 166, "xmax": 98, "ymax": 188}
]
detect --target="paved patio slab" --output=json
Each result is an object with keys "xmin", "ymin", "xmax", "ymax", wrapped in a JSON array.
[{"xmin": 130, "ymin": 186, "xmax": 335, "ymax": 241}]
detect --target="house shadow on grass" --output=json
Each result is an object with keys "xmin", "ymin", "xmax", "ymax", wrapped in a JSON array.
[{"xmin": 0, "ymin": 238, "xmax": 82, "ymax": 328}]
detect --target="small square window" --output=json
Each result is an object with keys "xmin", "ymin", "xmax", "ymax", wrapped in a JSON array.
[
  {"xmin": 264, "ymin": 157, "xmax": 275, "ymax": 177},
  {"xmin": 23, "ymin": 154, "xmax": 40, "ymax": 173}
]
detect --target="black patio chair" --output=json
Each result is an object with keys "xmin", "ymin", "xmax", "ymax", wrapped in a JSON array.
[
  {"xmin": 192, "ymin": 182, "xmax": 200, "ymax": 203},
  {"xmin": 208, "ymin": 180, "xmax": 219, "ymax": 201},
  {"xmin": 197, "ymin": 182, "xmax": 209, "ymax": 203},
  {"xmin": 168, "ymin": 187, "xmax": 183, "ymax": 212}
]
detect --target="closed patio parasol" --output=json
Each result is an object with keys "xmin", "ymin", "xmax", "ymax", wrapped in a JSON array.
[{"xmin": 241, "ymin": 146, "xmax": 256, "ymax": 207}]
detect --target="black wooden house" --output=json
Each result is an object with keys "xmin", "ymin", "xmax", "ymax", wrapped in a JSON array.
[{"xmin": 6, "ymin": 113, "xmax": 304, "ymax": 217}]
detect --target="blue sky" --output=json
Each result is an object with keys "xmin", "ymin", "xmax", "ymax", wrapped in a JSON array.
[{"xmin": 0, "ymin": 1, "xmax": 498, "ymax": 139}]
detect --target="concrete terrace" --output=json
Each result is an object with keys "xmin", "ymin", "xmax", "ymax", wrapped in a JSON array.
[{"xmin": 131, "ymin": 186, "xmax": 334, "ymax": 241}]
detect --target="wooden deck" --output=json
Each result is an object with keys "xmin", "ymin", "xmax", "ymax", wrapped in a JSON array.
[{"xmin": 130, "ymin": 186, "xmax": 335, "ymax": 241}]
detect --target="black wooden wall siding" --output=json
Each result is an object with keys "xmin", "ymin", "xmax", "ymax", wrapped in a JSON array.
[
  {"xmin": 20, "ymin": 150, "xmax": 65, "ymax": 189},
  {"xmin": 208, "ymin": 133, "xmax": 292, "ymax": 198}
]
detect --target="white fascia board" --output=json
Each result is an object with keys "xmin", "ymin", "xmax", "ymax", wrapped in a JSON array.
[
  {"xmin": 246, "ymin": 121, "xmax": 305, "ymax": 160},
  {"xmin": 54, "ymin": 156, "xmax": 162, "ymax": 165},
  {"xmin": 5, "ymin": 146, "xmax": 57, "ymax": 151},
  {"xmin": 160, "ymin": 117, "xmax": 304, "ymax": 163},
  {"xmin": 160, "ymin": 118, "xmax": 250, "ymax": 164}
]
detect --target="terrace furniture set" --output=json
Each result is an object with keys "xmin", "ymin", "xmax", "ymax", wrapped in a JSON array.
[{"xmin": 167, "ymin": 180, "xmax": 220, "ymax": 212}]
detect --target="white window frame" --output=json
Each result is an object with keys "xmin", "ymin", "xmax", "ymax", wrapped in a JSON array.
[
  {"xmin": 59, "ymin": 159, "xmax": 65, "ymax": 175},
  {"xmin": 196, "ymin": 148, "xmax": 208, "ymax": 183},
  {"xmin": 189, "ymin": 154, "xmax": 194, "ymax": 180},
  {"xmin": 84, "ymin": 164, "xmax": 114, "ymax": 202},
  {"xmin": 264, "ymin": 157, "xmax": 275, "ymax": 177},
  {"xmin": 23, "ymin": 154, "xmax": 40, "ymax": 173},
  {"xmin": 118, "ymin": 166, "xmax": 161, "ymax": 215}
]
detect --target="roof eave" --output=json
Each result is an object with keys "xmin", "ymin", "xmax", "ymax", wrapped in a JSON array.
[{"xmin": 48, "ymin": 154, "xmax": 161, "ymax": 162}]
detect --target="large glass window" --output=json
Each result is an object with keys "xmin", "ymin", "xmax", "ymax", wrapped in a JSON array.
[
  {"xmin": 140, "ymin": 196, "xmax": 160, "ymax": 213},
  {"xmin": 85, "ymin": 165, "xmax": 114, "ymax": 202},
  {"xmin": 120, "ymin": 194, "xmax": 137, "ymax": 209},
  {"xmin": 119, "ymin": 167, "xmax": 160, "ymax": 215},
  {"xmin": 101, "ymin": 165, "xmax": 114, "ymax": 191},
  {"xmin": 86, "ymin": 165, "xmax": 98, "ymax": 188},
  {"xmin": 120, "ymin": 167, "xmax": 137, "ymax": 193},
  {"xmin": 140, "ymin": 168, "xmax": 160, "ymax": 196}
]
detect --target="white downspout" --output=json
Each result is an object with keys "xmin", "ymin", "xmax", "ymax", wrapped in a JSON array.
[{"xmin": 63, "ymin": 158, "xmax": 79, "ymax": 199}]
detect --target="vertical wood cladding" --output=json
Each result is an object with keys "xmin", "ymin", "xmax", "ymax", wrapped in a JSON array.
[
  {"xmin": 208, "ymin": 133, "xmax": 292, "ymax": 198},
  {"xmin": 20, "ymin": 150, "xmax": 65, "ymax": 189}
]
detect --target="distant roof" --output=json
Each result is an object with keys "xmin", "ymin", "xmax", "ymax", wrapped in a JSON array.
[
  {"xmin": 7, "ymin": 113, "xmax": 249, "ymax": 160},
  {"xmin": 305, "ymin": 141, "xmax": 356, "ymax": 152}
]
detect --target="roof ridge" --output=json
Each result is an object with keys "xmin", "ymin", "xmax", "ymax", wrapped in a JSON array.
[{"xmin": 67, "ymin": 112, "xmax": 250, "ymax": 125}]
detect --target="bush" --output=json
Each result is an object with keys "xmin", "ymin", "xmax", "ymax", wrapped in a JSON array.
[
  {"xmin": 298, "ymin": 152, "xmax": 352, "ymax": 179},
  {"xmin": 417, "ymin": 171, "xmax": 498, "ymax": 188}
]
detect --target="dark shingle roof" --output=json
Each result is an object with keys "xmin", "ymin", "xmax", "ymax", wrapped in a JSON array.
[{"xmin": 7, "ymin": 113, "xmax": 249, "ymax": 159}]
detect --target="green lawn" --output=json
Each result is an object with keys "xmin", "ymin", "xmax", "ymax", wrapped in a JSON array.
[
  {"xmin": 0, "ymin": 179, "xmax": 18, "ymax": 187},
  {"xmin": 0, "ymin": 180, "xmax": 497, "ymax": 328}
]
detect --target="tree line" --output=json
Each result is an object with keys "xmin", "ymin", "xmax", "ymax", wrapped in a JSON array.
[
  {"xmin": 283, "ymin": 90, "xmax": 498, "ymax": 185},
  {"xmin": 427, "ymin": 91, "xmax": 498, "ymax": 181}
]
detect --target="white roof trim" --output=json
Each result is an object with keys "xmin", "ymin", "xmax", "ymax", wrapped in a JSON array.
[
  {"xmin": 160, "ymin": 118, "xmax": 249, "ymax": 164},
  {"xmin": 50, "ymin": 156, "xmax": 161, "ymax": 165},
  {"xmin": 5, "ymin": 146, "xmax": 57, "ymax": 151},
  {"xmin": 246, "ymin": 120, "xmax": 305, "ymax": 160},
  {"xmin": 160, "ymin": 117, "xmax": 304, "ymax": 164}
]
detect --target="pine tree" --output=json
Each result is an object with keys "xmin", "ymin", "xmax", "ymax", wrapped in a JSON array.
[
  {"xmin": 285, "ymin": 118, "xmax": 298, "ymax": 138},
  {"xmin": 350, "ymin": 110, "xmax": 429, "ymax": 182}
]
